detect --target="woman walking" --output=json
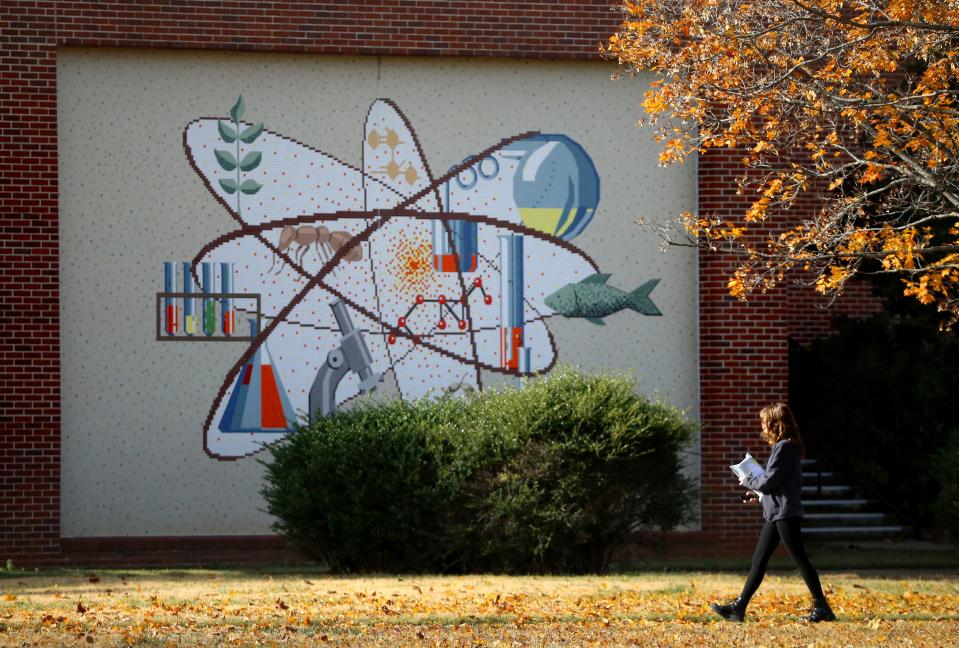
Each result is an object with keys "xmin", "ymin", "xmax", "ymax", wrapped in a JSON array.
[{"xmin": 710, "ymin": 402, "xmax": 836, "ymax": 623}]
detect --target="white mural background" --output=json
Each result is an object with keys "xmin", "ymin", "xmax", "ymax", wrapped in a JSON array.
[{"xmin": 58, "ymin": 48, "xmax": 698, "ymax": 536}]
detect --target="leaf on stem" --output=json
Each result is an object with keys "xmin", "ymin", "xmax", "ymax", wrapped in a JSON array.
[
  {"xmin": 230, "ymin": 95, "xmax": 245, "ymax": 123},
  {"xmin": 240, "ymin": 179, "xmax": 262, "ymax": 195},
  {"xmin": 240, "ymin": 122, "xmax": 263, "ymax": 143},
  {"xmin": 218, "ymin": 120, "xmax": 237, "ymax": 143},
  {"xmin": 239, "ymin": 151, "xmax": 262, "ymax": 172},
  {"xmin": 219, "ymin": 178, "xmax": 238, "ymax": 194},
  {"xmin": 215, "ymin": 149, "xmax": 237, "ymax": 171}
]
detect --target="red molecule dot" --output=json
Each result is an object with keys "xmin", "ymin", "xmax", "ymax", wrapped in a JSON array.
[
  {"xmin": 438, "ymin": 319, "xmax": 447, "ymax": 330},
  {"xmin": 484, "ymin": 295, "xmax": 493, "ymax": 305},
  {"xmin": 397, "ymin": 317, "xmax": 406, "ymax": 328},
  {"xmin": 387, "ymin": 334, "xmax": 397, "ymax": 345},
  {"xmin": 415, "ymin": 295, "xmax": 425, "ymax": 304},
  {"xmin": 460, "ymin": 295, "xmax": 467, "ymax": 304},
  {"xmin": 457, "ymin": 319, "xmax": 468, "ymax": 330},
  {"xmin": 473, "ymin": 277, "xmax": 483, "ymax": 287},
  {"xmin": 438, "ymin": 294, "xmax": 447, "ymax": 305}
]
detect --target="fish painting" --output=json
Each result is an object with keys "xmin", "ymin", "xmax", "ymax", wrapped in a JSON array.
[{"xmin": 544, "ymin": 274, "xmax": 661, "ymax": 325}]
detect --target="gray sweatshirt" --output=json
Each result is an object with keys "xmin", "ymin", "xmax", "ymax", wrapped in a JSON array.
[{"xmin": 744, "ymin": 439, "xmax": 804, "ymax": 521}]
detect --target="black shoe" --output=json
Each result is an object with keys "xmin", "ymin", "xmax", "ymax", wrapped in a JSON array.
[
  {"xmin": 804, "ymin": 599, "xmax": 836, "ymax": 623},
  {"xmin": 710, "ymin": 597, "xmax": 746, "ymax": 622}
]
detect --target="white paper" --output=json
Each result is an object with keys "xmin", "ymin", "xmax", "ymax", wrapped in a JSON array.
[{"xmin": 730, "ymin": 453, "xmax": 765, "ymax": 501}]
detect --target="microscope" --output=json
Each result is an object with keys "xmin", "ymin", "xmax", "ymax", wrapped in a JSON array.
[{"xmin": 308, "ymin": 299, "xmax": 383, "ymax": 423}]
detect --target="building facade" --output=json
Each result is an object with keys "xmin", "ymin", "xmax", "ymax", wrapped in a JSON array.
[{"xmin": 1, "ymin": 1, "xmax": 879, "ymax": 565}]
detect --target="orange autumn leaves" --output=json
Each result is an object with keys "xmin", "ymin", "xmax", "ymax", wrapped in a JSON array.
[
  {"xmin": 607, "ymin": 1, "xmax": 959, "ymax": 325},
  {"xmin": 1, "ymin": 571, "xmax": 958, "ymax": 646}
]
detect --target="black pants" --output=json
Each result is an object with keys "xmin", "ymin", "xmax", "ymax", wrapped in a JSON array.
[{"xmin": 740, "ymin": 516, "xmax": 826, "ymax": 604}]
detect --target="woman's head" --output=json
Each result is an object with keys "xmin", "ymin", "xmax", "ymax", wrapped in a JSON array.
[{"xmin": 759, "ymin": 402, "xmax": 804, "ymax": 454}]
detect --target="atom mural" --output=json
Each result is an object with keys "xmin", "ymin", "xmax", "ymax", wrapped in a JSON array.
[{"xmin": 177, "ymin": 97, "xmax": 661, "ymax": 459}]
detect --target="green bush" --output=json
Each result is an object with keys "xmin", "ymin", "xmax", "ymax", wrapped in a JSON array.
[
  {"xmin": 260, "ymin": 367, "xmax": 696, "ymax": 573},
  {"xmin": 257, "ymin": 398, "xmax": 464, "ymax": 573}
]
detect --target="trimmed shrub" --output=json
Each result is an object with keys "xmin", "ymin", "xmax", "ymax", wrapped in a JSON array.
[
  {"xmin": 257, "ymin": 397, "xmax": 469, "ymax": 573},
  {"xmin": 260, "ymin": 367, "xmax": 696, "ymax": 573}
]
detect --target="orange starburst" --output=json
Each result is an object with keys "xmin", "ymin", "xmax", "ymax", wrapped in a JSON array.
[{"xmin": 387, "ymin": 232, "xmax": 435, "ymax": 298}]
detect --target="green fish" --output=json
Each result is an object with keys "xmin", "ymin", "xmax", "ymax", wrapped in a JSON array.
[{"xmin": 544, "ymin": 274, "xmax": 661, "ymax": 326}]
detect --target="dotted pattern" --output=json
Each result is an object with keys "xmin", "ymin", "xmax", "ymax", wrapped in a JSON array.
[
  {"xmin": 50, "ymin": 50, "xmax": 701, "ymax": 537},
  {"xmin": 4, "ymin": 2, "xmax": 883, "ymax": 565},
  {"xmin": 189, "ymin": 144, "xmax": 598, "ymax": 458}
]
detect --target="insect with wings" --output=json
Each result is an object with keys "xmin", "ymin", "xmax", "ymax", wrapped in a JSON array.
[{"xmin": 184, "ymin": 97, "xmax": 658, "ymax": 459}]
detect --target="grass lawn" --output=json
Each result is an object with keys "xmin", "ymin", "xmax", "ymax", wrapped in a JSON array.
[{"xmin": 2, "ymin": 564, "xmax": 958, "ymax": 646}]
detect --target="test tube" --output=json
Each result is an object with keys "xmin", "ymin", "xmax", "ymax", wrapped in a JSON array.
[
  {"xmin": 498, "ymin": 234, "xmax": 525, "ymax": 371},
  {"xmin": 182, "ymin": 262, "xmax": 196, "ymax": 336},
  {"xmin": 433, "ymin": 174, "xmax": 478, "ymax": 273},
  {"xmin": 220, "ymin": 262, "xmax": 234, "ymax": 336},
  {"xmin": 163, "ymin": 262, "xmax": 178, "ymax": 335},
  {"xmin": 432, "ymin": 219, "xmax": 478, "ymax": 272},
  {"xmin": 201, "ymin": 262, "xmax": 216, "ymax": 337}
]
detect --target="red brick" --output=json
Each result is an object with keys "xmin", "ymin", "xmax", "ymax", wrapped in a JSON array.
[{"xmin": 1, "ymin": 0, "xmax": 880, "ymax": 565}]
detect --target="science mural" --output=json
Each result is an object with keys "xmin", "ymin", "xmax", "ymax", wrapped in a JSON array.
[{"xmin": 160, "ymin": 96, "xmax": 661, "ymax": 459}]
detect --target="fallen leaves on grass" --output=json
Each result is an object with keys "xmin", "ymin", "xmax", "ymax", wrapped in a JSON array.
[{"xmin": 0, "ymin": 570, "xmax": 956, "ymax": 646}]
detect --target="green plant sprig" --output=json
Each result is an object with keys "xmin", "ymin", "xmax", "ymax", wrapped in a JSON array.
[{"xmin": 215, "ymin": 95, "xmax": 264, "ymax": 218}]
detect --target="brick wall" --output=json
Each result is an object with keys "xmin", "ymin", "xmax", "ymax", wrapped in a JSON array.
[
  {"xmin": 55, "ymin": 1, "xmax": 616, "ymax": 57},
  {"xmin": 1, "ymin": 0, "xmax": 61, "ymax": 565},
  {"xmin": 697, "ymin": 149, "xmax": 883, "ymax": 552},
  {"xmin": 697, "ymin": 147, "xmax": 791, "ymax": 550},
  {"xmin": 787, "ymin": 279, "xmax": 882, "ymax": 347},
  {"xmin": 0, "ymin": 0, "xmax": 879, "ymax": 565}
]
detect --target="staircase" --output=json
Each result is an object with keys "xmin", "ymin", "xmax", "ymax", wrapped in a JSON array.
[{"xmin": 801, "ymin": 458, "xmax": 911, "ymax": 541}]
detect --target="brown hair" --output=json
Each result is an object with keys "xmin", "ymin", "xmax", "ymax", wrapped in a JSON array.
[{"xmin": 759, "ymin": 402, "xmax": 804, "ymax": 456}]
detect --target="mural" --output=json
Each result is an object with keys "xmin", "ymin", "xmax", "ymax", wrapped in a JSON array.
[
  {"xmin": 157, "ymin": 261, "xmax": 262, "ymax": 341},
  {"xmin": 178, "ymin": 96, "xmax": 662, "ymax": 459}
]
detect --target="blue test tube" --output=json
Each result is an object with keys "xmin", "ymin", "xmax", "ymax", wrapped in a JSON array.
[
  {"xmin": 201, "ymin": 262, "xmax": 216, "ymax": 337},
  {"xmin": 163, "ymin": 261, "xmax": 178, "ymax": 335},
  {"xmin": 498, "ymin": 234, "xmax": 525, "ymax": 371},
  {"xmin": 432, "ymin": 166, "xmax": 480, "ymax": 273},
  {"xmin": 182, "ymin": 262, "xmax": 196, "ymax": 336},
  {"xmin": 220, "ymin": 262, "xmax": 233, "ymax": 336}
]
